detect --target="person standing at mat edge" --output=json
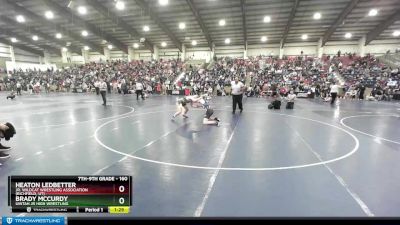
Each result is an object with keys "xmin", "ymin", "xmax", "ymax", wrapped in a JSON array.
[
  {"xmin": 99, "ymin": 78, "xmax": 107, "ymax": 106},
  {"xmin": 94, "ymin": 79, "xmax": 100, "ymax": 95},
  {"xmin": 231, "ymin": 77, "xmax": 245, "ymax": 114},
  {"xmin": 330, "ymin": 82, "xmax": 339, "ymax": 105},
  {"xmin": 16, "ymin": 82, "xmax": 22, "ymax": 95},
  {"xmin": 136, "ymin": 80, "xmax": 145, "ymax": 100}
]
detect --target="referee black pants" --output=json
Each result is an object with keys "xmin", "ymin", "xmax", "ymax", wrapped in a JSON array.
[
  {"xmin": 136, "ymin": 90, "xmax": 144, "ymax": 100},
  {"xmin": 100, "ymin": 91, "xmax": 106, "ymax": 105},
  {"xmin": 331, "ymin": 92, "xmax": 337, "ymax": 104},
  {"xmin": 232, "ymin": 94, "xmax": 243, "ymax": 112}
]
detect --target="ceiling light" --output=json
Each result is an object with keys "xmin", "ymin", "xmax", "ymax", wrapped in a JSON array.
[
  {"xmin": 45, "ymin": 11, "xmax": 54, "ymax": 19},
  {"xmin": 191, "ymin": 40, "xmax": 197, "ymax": 46},
  {"xmin": 263, "ymin": 16, "xmax": 271, "ymax": 23},
  {"xmin": 225, "ymin": 38, "xmax": 230, "ymax": 44},
  {"xmin": 161, "ymin": 42, "xmax": 167, "ymax": 47},
  {"xmin": 11, "ymin": 38, "xmax": 17, "ymax": 43},
  {"xmin": 115, "ymin": 1, "xmax": 125, "ymax": 10},
  {"xmin": 32, "ymin": 35, "xmax": 39, "ymax": 41},
  {"xmin": 108, "ymin": 44, "xmax": 113, "ymax": 50},
  {"xmin": 393, "ymin": 30, "xmax": 400, "ymax": 37},
  {"xmin": 301, "ymin": 34, "xmax": 308, "ymax": 40},
  {"xmin": 368, "ymin": 9, "xmax": 378, "ymax": 17},
  {"xmin": 159, "ymin": 0, "xmax": 168, "ymax": 6},
  {"xmin": 344, "ymin": 33, "xmax": 352, "ymax": 39},
  {"xmin": 81, "ymin": 30, "xmax": 88, "ymax": 37},
  {"xmin": 77, "ymin": 6, "xmax": 87, "ymax": 15},
  {"xmin": 16, "ymin": 15, "xmax": 25, "ymax": 23},
  {"xmin": 56, "ymin": 33, "xmax": 62, "ymax": 39},
  {"xmin": 179, "ymin": 22, "xmax": 186, "ymax": 30},
  {"xmin": 143, "ymin": 25, "xmax": 150, "ymax": 32},
  {"xmin": 62, "ymin": 47, "xmax": 68, "ymax": 52},
  {"xmin": 313, "ymin": 12, "xmax": 321, "ymax": 20},
  {"xmin": 261, "ymin": 36, "xmax": 267, "ymax": 42},
  {"xmin": 133, "ymin": 43, "xmax": 139, "ymax": 48},
  {"xmin": 219, "ymin": 19, "xmax": 226, "ymax": 26},
  {"xmin": 84, "ymin": 46, "xmax": 90, "ymax": 51}
]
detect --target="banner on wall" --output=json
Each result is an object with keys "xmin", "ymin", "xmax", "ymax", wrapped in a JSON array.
[{"xmin": 6, "ymin": 61, "xmax": 57, "ymax": 73}]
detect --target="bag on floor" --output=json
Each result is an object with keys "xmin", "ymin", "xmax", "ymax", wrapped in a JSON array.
[{"xmin": 286, "ymin": 102, "xmax": 294, "ymax": 109}]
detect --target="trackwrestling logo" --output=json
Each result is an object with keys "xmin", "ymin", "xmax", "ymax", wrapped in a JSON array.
[{"xmin": 2, "ymin": 217, "xmax": 64, "ymax": 225}]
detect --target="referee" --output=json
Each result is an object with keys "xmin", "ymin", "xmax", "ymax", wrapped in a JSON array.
[
  {"xmin": 135, "ymin": 80, "xmax": 145, "ymax": 100},
  {"xmin": 330, "ymin": 82, "xmax": 339, "ymax": 105},
  {"xmin": 99, "ymin": 78, "xmax": 107, "ymax": 106},
  {"xmin": 231, "ymin": 77, "xmax": 245, "ymax": 114}
]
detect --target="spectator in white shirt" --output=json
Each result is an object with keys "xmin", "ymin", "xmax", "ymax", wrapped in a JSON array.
[
  {"xmin": 16, "ymin": 82, "xmax": 22, "ymax": 95},
  {"xmin": 285, "ymin": 90, "xmax": 296, "ymax": 109},
  {"xmin": 94, "ymin": 80, "xmax": 100, "ymax": 95},
  {"xmin": 146, "ymin": 84, "xmax": 153, "ymax": 95}
]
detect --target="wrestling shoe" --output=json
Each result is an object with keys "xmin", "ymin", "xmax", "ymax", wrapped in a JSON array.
[
  {"xmin": 183, "ymin": 115, "xmax": 189, "ymax": 118},
  {"xmin": 0, "ymin": 152, "xmax": 10, "ymax": 159},
  {"xmin": 0, "ymin": 143, "xmax": 11, "ymax": 152}
]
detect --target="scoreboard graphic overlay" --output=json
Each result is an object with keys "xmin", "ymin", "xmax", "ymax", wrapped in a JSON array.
[{"xmin": 8, "ymin": 176, "xmax": 132, "ymax": 214}]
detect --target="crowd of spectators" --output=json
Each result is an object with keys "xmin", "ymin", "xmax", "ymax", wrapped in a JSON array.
[
  {"xmin": 0, "ymin": 59, "xmax": 186, "ymax": 95},
  {"xmin": 1, "ymin": 52, "xmax": 399, "ymax": 101}
]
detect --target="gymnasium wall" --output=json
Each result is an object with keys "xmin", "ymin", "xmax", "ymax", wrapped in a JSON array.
[
  {"xmin": 1, "ymin": 38, "xmax": 399, "ymax": 66},
  {"xmin": 186, "ymin": 47, "xmax": 211, "ymax": 61},
  {"xmin": 49, "ymin": 54, "xmax": 62, "ymax": 64},
  {"xmin": 180, "ymin": 40, "xmax": 399, "ymax": 60},
  {"xmin": 323, "ymin": 41, "xmax": 359, "ymax": 55},
  {"xmin": 132, "ymin": 50, "xmax": 151, "ymax": 61},
  {"xmin": 89, "ymin": 52, "xmax": 107, "ymax": 62},
  {"xmin": 13, "ymin": 48, "xmax": 40, "ymax": 63},
  {"xmin": 247, "ymin": 44, "xmax": 280, "ymax": 57},
  {"xmin": 282, "ymin": 42, "xmax": 318, "ymax": 56},
  {"xmin": 159, "ymin": 48, "xmax": 180, "ymax": 60},
  {"xmin": 110, "ymin": 50, "xmax": 127, "ymax": 60},
  {"xmin": 213, "ymin": 40, "xmax": 399, "ymax": 58},
  {"xmin": 0, "ymin": 43, "xmax": 42, "ymax": 64},
  {"xmin": 71, "ymin": 55, "xmax": 85, "ymax": 64},
  {"xmin": 366, "ymin": 40, "xmax": 400, "ymax": 55},
  {"xmin": 215, "ymin": 45, "xmax": 245, "ymax": 58},
  {"xmin": 0, "ymin": 43, "xmax": 10, "ymax": 71},
  {"xmin": 0, "ymin": 43, "xmax": 11, "ymax": 59}
]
